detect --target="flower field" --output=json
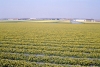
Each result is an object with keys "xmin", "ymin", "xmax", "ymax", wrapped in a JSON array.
[{"xmin": 0, "ymin": 22, "xmax": 100, "ymax": 67}]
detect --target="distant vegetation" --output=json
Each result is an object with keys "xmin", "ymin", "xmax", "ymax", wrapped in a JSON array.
[
  {"xmin": 0, "ymin": 22, "xmax": 100, "ymax": 67},
  {"xmin": 0, "ymin": 20, "xmax": 100, "ymax": 24},
  {"xmin": 0, "ymin": 20, "xmax": 70, "ymax": 23}
]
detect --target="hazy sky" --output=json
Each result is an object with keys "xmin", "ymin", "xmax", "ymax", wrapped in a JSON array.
[{"xmin": 0, "ymin": 0, "xmax": 100, "ymax": 19}]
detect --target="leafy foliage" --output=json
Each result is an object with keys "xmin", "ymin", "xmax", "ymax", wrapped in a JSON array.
[{"xmin": 0, "ymin": 23, "xmax": 100, "ymax": 67}]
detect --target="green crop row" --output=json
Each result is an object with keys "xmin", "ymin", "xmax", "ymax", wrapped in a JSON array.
[
  {"xmin": 0, "ymin": 52, "xmax": 100, "ymax": 66},
  {"xmin": 0, "ymin": 47, "xmax": 100, "ymax": 58}
]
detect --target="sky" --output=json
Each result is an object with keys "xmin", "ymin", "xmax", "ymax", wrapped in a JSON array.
[{"xmin": 0, "ymin": 0, "xmax": 100, "ymax": 19}]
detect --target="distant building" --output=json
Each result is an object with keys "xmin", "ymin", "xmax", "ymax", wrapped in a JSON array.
[
  {"xmin": 95, "ymin": 19, "xmax": 100, "ymax": 22},
  {"xmin": 8, "ymin": 19, "xmax": 13, "ymax": 20},
  {"xmin": 70, "ymin": 19, "xmax": 86, "ymax": 24},
  {"xmin": 85, "ymin": 19, "xmax": 95, "ymax": 22},
  {"xmin": 18, "ymin": 18, "xmax": 30, "ymax": 20},
  {"xmin": 72, "ymin": 19, "xmax": 86, "ymax": 22},
  {"xmin": 29, "ymin": 18, "xmax": 36, "ymax": 20},
  {"xmin": 13, "ymin": 18, "xmax": 18, "ymax": 20}
]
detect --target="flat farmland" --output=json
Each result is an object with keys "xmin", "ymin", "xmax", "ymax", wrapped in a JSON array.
[{"xmin": 0, "ymin": 22, "xmax": 100, "ymax": 67}]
